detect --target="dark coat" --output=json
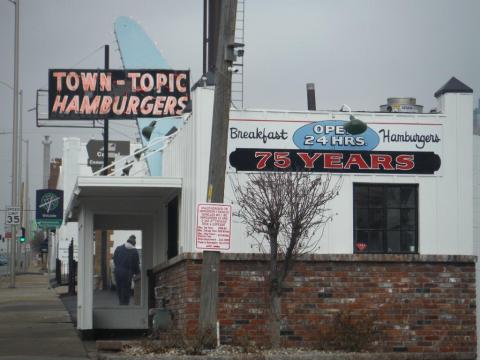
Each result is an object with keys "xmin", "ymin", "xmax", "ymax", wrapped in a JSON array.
[{"xmin": 113, "ymin": 244, "xmax": 140, "ymax": 279}]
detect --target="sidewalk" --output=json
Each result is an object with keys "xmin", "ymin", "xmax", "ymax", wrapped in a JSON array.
[{"xmin": 0, "ymin": 270, "xmax": 93, "ymax": 359}]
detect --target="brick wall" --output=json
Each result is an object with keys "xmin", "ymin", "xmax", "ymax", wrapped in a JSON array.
[{"xmin": 152, "ymin": 253, "xmax": 476, "ymax": 353}]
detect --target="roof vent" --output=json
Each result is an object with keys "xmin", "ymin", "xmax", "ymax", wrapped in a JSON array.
[{"xmin": 380, "ymin": 97, "xmax": 423, "ymax": 113}]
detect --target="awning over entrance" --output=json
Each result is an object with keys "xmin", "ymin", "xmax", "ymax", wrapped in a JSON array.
[
  {"xmin": 65, "ymin": 175, "xmax": 182, "ymax": 330},
  {"xmin": 65, "ymin": 176, "xmax": 182, "ymax": 223}
]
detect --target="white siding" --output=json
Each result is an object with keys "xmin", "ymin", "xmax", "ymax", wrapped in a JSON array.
[
  {"xmin": 473, "ymin": 135, "xmax": 480, "ymax": 356},
  {"xmin": 57, "ymin": 138, "xmax": 82, "ymax": 262},
  {"xmin": 162, "ymin": 87, "xmax": 215, "ymax": 252},
  {"xmin": 474, "ymin": 136, "xmax": 480, "ymax": 255},
  {"xmin": 163, "ymin": 89, "xmax": 474, "ymax": 256}
]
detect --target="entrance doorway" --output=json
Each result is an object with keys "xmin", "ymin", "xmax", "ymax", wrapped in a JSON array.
[
  {"xmin": 93, "ymin": 229, "xmax": 143, "ymax": 307},
  {"xmin": 92, "ymin": 214, "xmax": 152, "ymax": 329}
]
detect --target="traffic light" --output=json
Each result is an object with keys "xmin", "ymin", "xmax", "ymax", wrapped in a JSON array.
[{"xmin": 19, "ymin": 227, "xmax": 26, "ymax": 243}]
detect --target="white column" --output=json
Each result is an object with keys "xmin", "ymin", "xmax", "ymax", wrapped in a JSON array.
[{"xmin": 77, "ymin": 206, "xmax": 93, "ymax": 330}]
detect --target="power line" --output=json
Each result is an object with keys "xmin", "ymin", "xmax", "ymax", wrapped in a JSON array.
[
  {"xmin": 70, "ymin": 44, "xmax": 106, "ymax": 68},
  {"xmin": 108, "ymin": 126, "xmax": 136, "ymax": 140},
  {"xmin": 28, "ymin": 44, "xmax": 113, "ymax": 109}
]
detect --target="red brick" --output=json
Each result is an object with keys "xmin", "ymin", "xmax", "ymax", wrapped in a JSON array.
[{"xmin": 152, "ymin": 254, "xmax": 476, "ymax": 353}]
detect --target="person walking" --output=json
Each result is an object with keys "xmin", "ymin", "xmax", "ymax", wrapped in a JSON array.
[{"xmin": 112, "ymin": 235, "xmax": 140, "ymax": 305}]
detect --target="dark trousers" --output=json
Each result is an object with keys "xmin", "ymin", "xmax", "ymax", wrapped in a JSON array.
[{"xmin": 115, "ymin": 269, "xmax": 132, "ymax": 305}]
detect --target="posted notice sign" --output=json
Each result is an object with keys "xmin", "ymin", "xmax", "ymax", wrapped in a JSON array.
[{"xmin": 195, "ymin": 203, "xmax": 232, "ymax": 251}]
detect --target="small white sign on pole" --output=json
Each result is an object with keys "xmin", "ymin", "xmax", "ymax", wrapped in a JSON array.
[
  {"xmin": 196, "ymin": 203, "xmax": 232, "ymax": 251},
  {"xmin": 5, "ymin": 207, "xmax": 20, "ymax": 225}
]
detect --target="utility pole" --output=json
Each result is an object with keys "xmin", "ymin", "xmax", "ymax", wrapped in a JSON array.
[
  {"xmin": 199, "ymin": 0, "xmax": 237, "ymax": 341},
  {"xmin": 9, "ymin": 0, "xmax": 20, "ymax": 288},
  {"xmin": 101, "ymin": 44, "xmax": 109, "ymax": 290}
]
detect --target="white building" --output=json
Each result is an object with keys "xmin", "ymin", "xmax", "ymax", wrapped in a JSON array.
[
  {"xmin": 163, "ymin": 78, "xmax": 473, "ymax": 256},
  {"xmin": 63, "ymin": 77, "xmax": 476, "ymax": 340}
]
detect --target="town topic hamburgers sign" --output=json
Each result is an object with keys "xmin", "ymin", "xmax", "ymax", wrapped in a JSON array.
[{"xmin": 48, "ymin": 69, "xmax": 190, "ymax": 120}]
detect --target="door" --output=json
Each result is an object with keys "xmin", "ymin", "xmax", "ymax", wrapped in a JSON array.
[{"xmin": 92, "ymin": 214, "xmax": 153, "ymax": 329}]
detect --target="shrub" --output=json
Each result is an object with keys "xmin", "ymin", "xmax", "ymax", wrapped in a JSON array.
[
  {"xmin": 319, "ymin": 309, "xmax": 379, "ymax": 352},
  {"xmin": 183, "ymin": 327, "xmax": 216, "ymax": 355}
]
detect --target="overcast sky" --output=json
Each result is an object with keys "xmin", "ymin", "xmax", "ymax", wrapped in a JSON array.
[{"xmin": 0, "ymin": 0, "xmax": 479, "ymax": 234}]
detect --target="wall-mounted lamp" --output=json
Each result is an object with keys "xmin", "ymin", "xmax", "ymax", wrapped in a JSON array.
[
  {"xmin": 141, "ymin": 121, "xmax": 157, "ymax": 141},
  {"xmin": 340, "ymin": 104, "xmax": 367, "ymax": 135}
]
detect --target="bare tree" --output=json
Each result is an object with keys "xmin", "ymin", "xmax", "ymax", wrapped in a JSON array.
[{"xmin": 231, "ymin": 171, "xmax": 341, "ymax": 347}]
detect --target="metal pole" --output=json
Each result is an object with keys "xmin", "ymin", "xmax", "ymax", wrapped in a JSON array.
[
  {"xmin": 203, "ymin": 0, "xmax": 207, "ymax": 75},
  {"xmin": 207, "ymin": 0, "xmax": 221, "ymax": 73},
  {"xmin": 24, "ymin": 139, "xmax": 29, "ymax": 271},
  {"xmin": 9, "ymin": 0, "xmax": 20, "ymax": 288},
  {"xmin": 18, "ymin": 90, "xmax": 22, "ymax": 205},
  {"xmin": 101, "ymin": 44, "xmax": 109, "ymax": 289},
  {"xmin": 17, "ymin": 90, "xmax": 22, "ymax": 273},
  {"xmin": 42, "ymin": 135, "xmax": 52, "ymax": 277},
  {"xmin": 19, "ymin": 181, "xmax": 24, "ymax": 272},
  {"xmin": 102, "ymin": 44, "xmax": 109, "ymax": 174},
  {"xmin": 42, "ymin": 135, "xmax": 52, "ymax": 188}
]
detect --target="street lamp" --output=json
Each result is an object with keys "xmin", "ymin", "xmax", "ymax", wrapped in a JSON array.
[
  {"xmin": 0, "ymin": 82, "xmax": 23, "ymax": 281},
  {"xmin": 2, "ymin": 0, "xmax": 21, "ymax": 288}
]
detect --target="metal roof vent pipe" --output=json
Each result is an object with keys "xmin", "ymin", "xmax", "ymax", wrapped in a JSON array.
[
  {"xmin": 380, "ymin": 97, "xmax": 423, "ymax": 113},
  {"xmin": 306, "ymin": 83, "xmax": 316, "ymax": 111}
]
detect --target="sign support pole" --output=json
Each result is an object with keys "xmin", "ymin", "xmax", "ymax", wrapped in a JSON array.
[
  {"xmin": 101, "ymin": 44, "xmax": 109, "ymax": 290},
  {"xmin": 199, "ymin": 0, "xmax": 237, "ymax": 342},
  {"xmin": 102, "ymin": 44, "xmax": 110, "ymax": 175}
]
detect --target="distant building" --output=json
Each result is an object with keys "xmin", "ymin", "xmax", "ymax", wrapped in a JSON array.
[{"xmin": 474, "ymin": 98, "xmax": 480, "ymax": 134}]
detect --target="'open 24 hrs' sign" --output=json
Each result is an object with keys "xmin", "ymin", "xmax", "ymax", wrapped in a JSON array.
[{"xmin": 195, "ymin": 203, "xmax": 232, "ymax": 251}]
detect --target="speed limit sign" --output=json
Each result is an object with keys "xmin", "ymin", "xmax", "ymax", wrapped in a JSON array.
[{"xmin": 5, "ymin": 207, "xmax": 20, "ymax": 225}]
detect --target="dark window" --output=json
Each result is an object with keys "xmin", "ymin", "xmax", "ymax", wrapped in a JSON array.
[
  {"xmin": 354, "ymin": 183, "xmax": 418, "ymax": 254},
  {"xmin": 167, "ymin": 197, "xmax": 179, "ymax": 259}
]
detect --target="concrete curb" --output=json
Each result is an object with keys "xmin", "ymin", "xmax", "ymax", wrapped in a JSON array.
[{"xmin": 98, "ymin": 351, "xmax": 476, "ymax": 360}]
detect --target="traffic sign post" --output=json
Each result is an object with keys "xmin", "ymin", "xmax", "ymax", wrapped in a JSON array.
[
  {"xmin": 5, "ymin": 207, "xmax": 20, "ymax": 225},
  {"xmin": 5, "ymin": 207, "xmax": 20, "ymax": 285}
]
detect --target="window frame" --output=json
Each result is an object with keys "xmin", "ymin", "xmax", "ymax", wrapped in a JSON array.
[{"xmin": 353, "ymin": 183, "xmax": 419, "ymax": 254}]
